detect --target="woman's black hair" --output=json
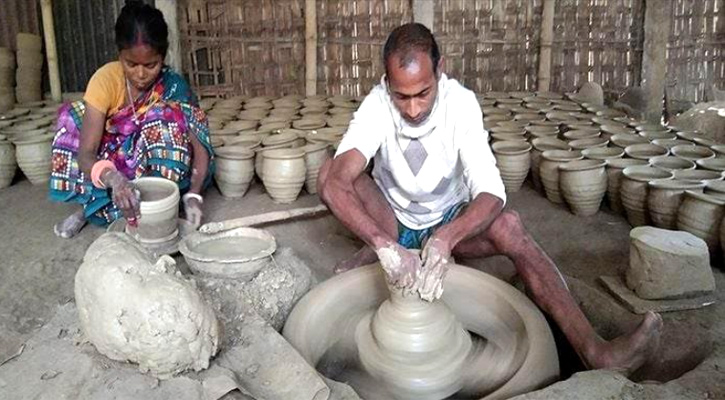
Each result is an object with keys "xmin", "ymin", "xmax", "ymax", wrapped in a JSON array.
[{"xmin": 115, "ymin": 0, "xmax": 169, "ymax": 57}]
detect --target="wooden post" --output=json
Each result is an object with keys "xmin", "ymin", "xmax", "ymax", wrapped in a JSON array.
[
  {"xmin": 40, "ymin": 0, "xmax": 61, "ymax": 102},
  {"xmin": 305, "ymin": 0, "xmax": 317, "ymax": 96},
  {"xmin": 157, "ymin": 0, "xmax": 182, "ymax": 73},
  {"xmin": 537, "ymin": 0, "xmax": 555, "ymax": 92},
  {"xmin": 641, "ymin": 0, "xmax": 671, "ymax": 122},
  {"xmin": 413, "ymin": 0, "xmax": 434, "ymax": 30}
]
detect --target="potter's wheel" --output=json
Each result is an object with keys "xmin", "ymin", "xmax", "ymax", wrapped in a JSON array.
[
  {"xmin": 107, "ymin": 218, "xmax": 195, "ymax": 258},
  {"xmin": 283, "ymin": 262, "xmax": 560, "ymax": 400}
]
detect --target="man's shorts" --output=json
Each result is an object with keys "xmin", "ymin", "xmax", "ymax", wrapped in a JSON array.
[{"xmin": 397, "ymin": 203, "xmax": 466, "ymax": 250}]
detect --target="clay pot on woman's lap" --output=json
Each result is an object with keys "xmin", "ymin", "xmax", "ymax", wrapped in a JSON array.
[
  {"xmin": 559, "ymin": 159, "xmax": 607, "ymax": 216},
  {"xmin": 620, "ymin": 166, "xmax": 674, "ymax": 227}
]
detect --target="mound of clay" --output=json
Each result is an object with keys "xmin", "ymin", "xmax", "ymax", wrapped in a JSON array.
[
  {"xmin": 75, "ymin": 232, "xmax": 220, "ymax": 378},
  {"xmin": 613, "ymin": 86, "xmax": 646, "ymax": 119},
  {"xmin": 671, "ymin": 101, "xmax": 725, "ymax": 143},
  {"xmin": 571, "ymin": 82, "xmax": 604, "ymax": 106}
]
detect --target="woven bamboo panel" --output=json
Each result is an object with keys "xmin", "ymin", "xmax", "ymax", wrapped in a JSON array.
[
  {"xmin": 667, "ymin": 0, "xmax": 725, "ymax": 104},
  {"xmin": 316, "ymin": 0, "xmax": 413, "ymax": 96},
  {"xmin": 550, "ymin": 0, "xmax": 644, "ymax": 98},
  {"xmin": 179, "ymin": 0, "xmax": 306, "ymax": 98},
  {"xmin": 432, "ymin": 0, "xmax": 542, "ymax": 93}
]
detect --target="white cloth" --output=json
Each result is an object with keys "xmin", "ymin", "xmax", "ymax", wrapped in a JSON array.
[{"xmin": 335, "ymin": 74, "xmax": 506, "ymax": 229}]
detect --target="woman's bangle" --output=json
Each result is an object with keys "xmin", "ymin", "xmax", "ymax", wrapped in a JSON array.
[
  {"xmin": 90, "ymin": 160, "xmax": 116, "ymax": 189},
  {"xmin": 182, "ymin": 192, "xmax": 204, "ymax": 204}
]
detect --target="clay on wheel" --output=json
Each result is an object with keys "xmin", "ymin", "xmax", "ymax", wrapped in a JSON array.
[
  {"xmin": 283, "ymin": 262, "xmax": 559, "ymax": 400},
  {"xmin": 75, "ymin": 232, "xmax": 220, "ymax": 378}
]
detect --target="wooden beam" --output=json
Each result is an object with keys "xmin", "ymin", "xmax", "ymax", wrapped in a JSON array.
[
  {"xmin": 537, "ymin": 0, "xmax": 555, "ymax": 92},
  {"xmin": 413, "ymin": 0, "xmax": 434, "ymax": 30},
  {"xmin": 40, "ymin": 0, "xmax": 61, "ymax": 102},
  {"xmin": 641, "ymin": 0, "xmax": 671, "ymax": 122},
  {"xmin": 305, "ymin": 0, "xmax": 317, "ymax": 96},
  {"xmin": 157, "ymin": 0, "xmax": 182, "ymax": 74}
]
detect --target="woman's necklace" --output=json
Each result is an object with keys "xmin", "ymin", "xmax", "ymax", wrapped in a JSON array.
[{"xmin": 125, "ymin": 78, "xmax": 140, "ymax": 125}]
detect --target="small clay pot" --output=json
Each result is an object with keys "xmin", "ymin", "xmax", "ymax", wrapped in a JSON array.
[
  {"xmin": 132, "ymin": 177, "xmax": 180, "ymax": 244},
  {"xmin": 14, "ymin": 133, "xmax": 52, "ymax": 185},
  {"xmin": 672, "ymin": 169, "xmax": 724, "ymax": 184},
  {"xmin": 568, "ymin": 137, "xmax": 609, "ymax": 150},
  {"xmin": 696, "ymin": 158, "xmax": 725, "ymax": 173},
  {"xmin": 639, "ymin": 130, "xmax": 676, "ymax": 141},
  {"xmin": 214, "ymin": 147, "xmax": 255, "ymax": 198},
  {"xmin": 620, "ymin": 166, "xmax": 674, "ymax": 226},
  {"xmin": 303, "ymin": 142, "xmax": 331, "ymax": 194},
  {"xmin": 563, "ymin": 129, "xmax": 600, "ymax": 141},
  {"xmin": 530, "ymin": 138, "xmax": 570, "ymax": 193},
  {"xmin": 559, "ymin": 159, "xmax": 607, "ymax": 216},
  {"xmin": 540, "ymin": 150, "xmax": 583, "ymax": 204},
  {"xmin": 649, "ymin": 155, "xmax": 696, "ymax": 171},
  {"xmin": 582, "ymin": 147, "xmax": 624, "ymax": 161},
  {"xmin": 648, "ymin": 180, "xmax": 705, "ymax": 229},
  {"xmin": 0, "ymin": 139, "xmax": 16, "ymax": 188},
  {"xmin": 262, "ymin": 148, "xmax": 307, "ymax": 203},
  {"xmin": 671, "ymin": 145, "xmax": 715, "ymax": 161},
  {"xmin": 605, "ymin": 158, "xmax": 649, "ymax": 214},
  {"xmin": 677, "ymin": 190, "xmax": 725, "ymax": 255},
  {"xmin": 651, "ymin": 138, "xmax": 695, "ymax": 150},
  {"xmin": 624, "ymin": 143, "xmax": 668, "ymax": 160},
  {"xmin": 610, "ymin": 133, "xmax": 649, "ymax": 149},
  {"xmin": 492, "ymin": 141, "xmax": 532, "ymax": 193}
]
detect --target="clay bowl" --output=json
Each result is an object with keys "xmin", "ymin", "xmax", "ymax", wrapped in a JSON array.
[
  {"xmin": 639, "ymin": 130, "xmax": 676, "ymax": 141},
  {"xmin": 610, "ymin": 133, "xmax": 649, "ymax": 149},
  {"xmin": 582, "ymin": 147, "xmax": 625, "ymax": 160},
  {"xmin": 180, "ymin": 227, "xmax": 277, "ymax": 281},
  {"xmin": 491, "ymin": 133, "xmax": 527, "ymax": 142},
  {"xmin": 562, "ymin": 129, "xmax": 599, "ymax": 141},
  {"xmin": 494, "ymin": 120, "xmax": 527, "ymax": 129},
  {"xmin": 625, "ymin": 143, "xmax": 668, "ymax": 160},
  {"xmin": 525, "ymin": 125, "xmax": 559, "ymax": 139},
  {"xmin": 651, "ymin": 138, "xmax": 695, "ymax": 150},
  {"xmin": 705, "ymin": 180, "xmax": 725, "ymax": 198},
  {"xmin": 675, "ymin": 130, "xmax": 705, "ymax": 143},
  {"xmin": 596, "ymin": 109, "xmax": 627, "ymax": 119},
  {"xmin": 671, "ymin": 145, "xmax": 716, "ymax": 162},
  {"xmin": 696, "ymin": 158, "xmax": 725, "ymax": 173},
  {"xmin": 672, "ymin": 169, "xmax": 724, "ymax": 184},
  {"xmin": 710, "ymin": 145, "xmax": 725, "ymax": 158},
  {"xmin": 620, "ymin": 166, "xmax": 675, "ymax": 226},
  {"xmin": 132, "ymin": 177, "xmax": 181, "ymax": 244},
  {"xmin": 634, "ymin": 123, "xmax": 667, "ymax": 132},
  {"xmin": 483, "ymin": 115, "xmax": 513, "ymax": 125},
  {"xmin": 649, "ymin": 155, "xmax": 696, "ymax": 171},
  {"xmin": 568, "ymin": 137, "xmax": 609, "ymax": 150},
  {"xmin": 490, "ymin": 126, "xmax": 526, "ymax": 135}
]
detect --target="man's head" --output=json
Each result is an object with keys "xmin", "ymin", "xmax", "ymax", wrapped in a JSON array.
[{"xmin": 383, "ymin": 23, "xmax": 443, "ymax": 126}]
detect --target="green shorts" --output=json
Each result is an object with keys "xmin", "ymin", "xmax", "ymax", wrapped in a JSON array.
[{"xmin": 397, "ymin": 203, "xmax": 465, "ymax": 250}]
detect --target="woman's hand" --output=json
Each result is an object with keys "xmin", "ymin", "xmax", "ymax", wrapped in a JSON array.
[
  {"xmin": 101, "ymin": 169, "xmax": 140, "ymax": 224},
  {"xmin": 183, "ymin": 194, "xmax": 203, "ymax": 229}
]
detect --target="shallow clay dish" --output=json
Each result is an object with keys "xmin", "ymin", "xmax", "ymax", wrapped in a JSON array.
[{"xmin": 180, "ymin": 227, "xmax": 276, "ymax": 280}]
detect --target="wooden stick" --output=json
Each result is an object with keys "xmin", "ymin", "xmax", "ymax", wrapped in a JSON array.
[
  {"xmin": 199, "ymin": 204, "xmax": 329, "ymax": 234},
  {"xmin": 40, "ymin": 0, "xmax": 61, "ymax": 102},
  {"xmin": 305, "ymin": 0, "xmax": 317, "ymax": 96},
  {"xmin": 537, "ymin": 0, "xmax": 556, "ymax": 92}
]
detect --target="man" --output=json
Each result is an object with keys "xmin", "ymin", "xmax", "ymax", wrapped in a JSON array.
[{"xmin": 317, "ymin": 23, "xmax": 661, "ymax": 374}]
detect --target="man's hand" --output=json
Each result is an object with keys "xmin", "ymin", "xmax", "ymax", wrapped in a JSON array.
[
  {"xmin": 418, "ymin": 237, "xmax": 453, "ymax": 301},
  {"xmin": 375, "ymin": 242, "xmax": 422, "ymax": 290},
  {"xmin": 101, "ymin": 169, "xmax": 140, "ymax": 225}
]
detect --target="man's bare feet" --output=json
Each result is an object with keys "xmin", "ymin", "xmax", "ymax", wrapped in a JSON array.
[
  {"xmin": 582, "ymin": 311, "xmax": 663, "ymax": 375},
  {"xmin": 53, "ymin": 210, "xmax": 87, "ymax": 239},
  {"xmin": 334, "ymin": 245, "xmax": 379, "ymax": 274}
]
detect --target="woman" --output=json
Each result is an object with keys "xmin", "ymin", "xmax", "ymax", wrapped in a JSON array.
[{"xmin": 50, "ymin": 1, "xmax": 213, "ymax": 238}]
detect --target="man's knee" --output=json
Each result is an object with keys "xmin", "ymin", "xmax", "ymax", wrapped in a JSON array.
[
  {"xmin": 317, "ymin": 159, "xmax": 333, "ymax": 199},
  {"xmin": 491, "ymin": 210, "xmax": 525, "ymax": 235}
]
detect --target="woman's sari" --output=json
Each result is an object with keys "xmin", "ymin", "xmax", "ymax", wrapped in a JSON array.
[{"xmin": 49, "ymin": 67, "xmax": 214, "ymax": 226}]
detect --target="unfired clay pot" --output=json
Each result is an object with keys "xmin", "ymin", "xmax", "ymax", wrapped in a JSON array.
[
  {"xmin": 14, "ymin": 132, "xmax": 52, "ymax": 185},
  {"xmin": 581, "ymin": 147, "xmax": 624, "ymax": 161},
  {"xmin": 214, "ymin": 147, "xmax": 255, "ymax": 198},
  {"xmin": 262, "ymin": 148, "xmax": 307, "ymax": 203},
  {"xmin": 558, "ymin": 159, "xmax": 607, "ymax": 216},
  {"xmin": 524, "ymin": 125, "xmax": 559, "ymax": 139},
  {"xmin": 610, "ymin": 133, "xmax": 649, "ymax": 149},
  {"xmin": 562, "ymin": 129, "xmax": 599, "ymax": 141},
  {"xmin": 647, "ymin": 180, "xmax": 706, "ymax": 229},
  {"xmin": 671, "ymin": 145, "xmax": 716, "ymax": 162},
  {"xmin": 540, "ymin": 150, "xmax": 583, "ymax": 204},
  {"xmin": 696, "ymin": 158, "xmax": 725, "ymax": 173},
  {"xmin": 672, "ymin": 169, "xmax": 724, "ymax": 184},
  {"xmin": 303, "ymin": 142, "xmax": 331, "ymax": 194},
  {"xmin": 132, "ymin": 177, "xmax": 180, "ymax": 244},
  {"xmin": 677, "ymin": 190, "xmax": 725, "ymax": 255},
  {"xmin": 491, "ymin": 133, "xmax": 527, "ymax": 142},
  {"xmin": 651, "ymin": 138, "xmax": 695, "ymax": 150},
  {"xmin": 0, "ymin": 139, "xmax": 16, "ymax": 188},
  {"xmin": 649, "ymin": 155, "xmax": 696, "ymax": 171},
  {"xmin": 530, "ymin": 138, "xmax": 570, "ymax": 192},
  {"xmin": 492, "ymin": 141, "xmax": 532, "ymax": 193},
  {"xmin": 624, "ymin": 143, "xmax": 668, "ymax": 160},
  {"xmin": 567, "ymin": 137, "xmax": 608, "ymax": 150},
  {"xmin": 620, "ymin": 166, "xmax": 674, "ymax": 227},
  {"xmin": 605, "ymin": 158, "xmax": 648, "ymax": 214}
]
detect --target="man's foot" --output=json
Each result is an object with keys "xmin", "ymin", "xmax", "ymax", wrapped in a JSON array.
[
  {"xmin": 334, "ymin": 245, "xmax": 379, "ymax": 274},
  {"xmin": 583, "ymin": 311, "xmax": 663, "ymax": 375},
  {"xmin": 53, "ymin": 210, "xmax": 87, "ymax": 239}
]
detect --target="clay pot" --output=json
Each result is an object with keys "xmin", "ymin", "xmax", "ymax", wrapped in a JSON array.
[
  {"xmin": 639, "ymin": 130, "xmax": 676, "ymax": 141},
  {"xmin": 563, "ymin": 129, "xmax": 599, "ymax": 141},
  {"xmin": 491, "ymin": 141, "xmax": 532, "ymax": 193},
  {"xmin": 620, "ymin": 166, "xmax": 674, "ymax": 226},
  {"xmin": 672, "ymin": 169, "xmax": 724, "ymax": 184},
  {"xmin": 647, "ymin": 180, "xmax": 705, "ymax": 229},
  {"xmin": 634, "ymin": 123, "xmax": 666, "ymax": 132},
  {"xmin": 675, "ymin": 130, "xmax": 706, "ymax": 143},
  {"xmin": 491, "ymin": 133, "xmax": 527, "ymax": 142},
  {"xmin": 671, "ymin": 145, "xmax": 715, "ymax": 162},
  {"xmin": 677, "ymin": 190, "xmax": 725, "ymax": 254},
  {"xmin": 524, "ymin": 125, "xmax": 559, "ymax": 138},
  {"xmin": 559, "ymin": 159, "xmax": 607, "ymax": 216},
  {"xmin": 293, "ymin": 118, "xmax": 326, "ymax": 130},
  {"xmin": 649, "ymin": 155, "xmax": 696, "ymax": 171},
  {"xmin": 214, "ymin": 147, "xmax": 255, "ymax": 198},
  {"xmin": 624, "ymin": 143, "xmax": 668, "ymax": 160},
  {"xmin": 540, "ymin": 150, "xmax": 583, "ymax": 204},
  {"xmin": 262, "ymin": 131, "xmax": 299, "ymax": 148},
  {"xmin": 262, "ymin": 148, "xmax": 306, "ymax": 203},
  {"xmin": 610, "ymin": 133, "xmax": 649, "ymax": 149},
  {"xmin": 568, "ymin": 137, "xmax": 608, "ymax": 150},
  {"xmin": 596, "ymin": 109, "xmax": 627, "ymax": 119},
  {"xmin": 303, "ymin": 143, "xmax": 331, "ymax": 194},
  {"xmin": 483, "ymin": 115, "xmax": 513, "ymax": 125},
  {"xmin": 490, "ymin": 126, "xmax": 525, "ymax": 134},
  {"xmin": 238, "ymin": 109, "xmax": 268, "ymax": 121},
  {"xmin": 244, "ymin": 102, "xmax": 273, "ymax": 111},
  {"xmin": 530, "ymin": 138, "xmax": 569, "ymax": 192},
  {"xmin": 600, "ymin": 124, "xmax": 636, "ymax": 137},
  {"xmin": 697, "ymin": 158, "xmax": 725, "ymax": 173},
  {"xmin": 651, "ymin": 138, "xmax": 695, "ymax": 150},
  {"xmin": 223, "ymin": 136, "xmax": 262, "ymax": 150},
  {"xmin": 710, "ymin": 145, "xmax": 725, "ymax": 158},
  {"xmin": 605, "ymin": 158, "xmax": 650, "ymax": 214},
  {"xmin": 133, "ymin": 177, "xmax": 180, "ymax": 244},
  {"xmin": 14, "ymin": 133, "xmax": 52, "ymax": 184},
  {"xmin": 514, "ymin": 113, "xmax": 545, "ymax": 123},
  {"xmin": 705, "ymin": 180, "xmax": 725, "ymax": 199},
  {"xmin": 582, "ymin": 147, "xmax": 624, "ymax": 161},
  {"xmin": 0, "ymin": 139, "xmax": 16, "ymax": 188},
  {"xmin": 258, "ymin": 122, "xmax": 291, "ymax": 133},
  {"xmin": 224, "ymin": 120, "xmax": 258, "ymax": 132}
]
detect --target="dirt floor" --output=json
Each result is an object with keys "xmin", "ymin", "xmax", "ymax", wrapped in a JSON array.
[{"xmin": 0, "ymin": 176, "xmax": 723, "ymax": 399}]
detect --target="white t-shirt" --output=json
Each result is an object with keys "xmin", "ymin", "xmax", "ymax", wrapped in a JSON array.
[{"xmin": 335, "ymin": 74, "xmax": 506, "ymax": 229}]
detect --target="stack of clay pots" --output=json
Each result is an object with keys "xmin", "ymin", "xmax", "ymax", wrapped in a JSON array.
[
  {"xmin": 15, "ymin": 33, "xmax": 43, "ymax": 104},
  {"xmin": 0, "ymin": 47, "xmax": 15, "ymax": 112}
]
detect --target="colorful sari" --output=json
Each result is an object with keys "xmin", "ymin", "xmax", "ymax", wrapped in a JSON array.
[{"xmin": 49, "ymin": 67, "xmax": 214, "ymax": 226}]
